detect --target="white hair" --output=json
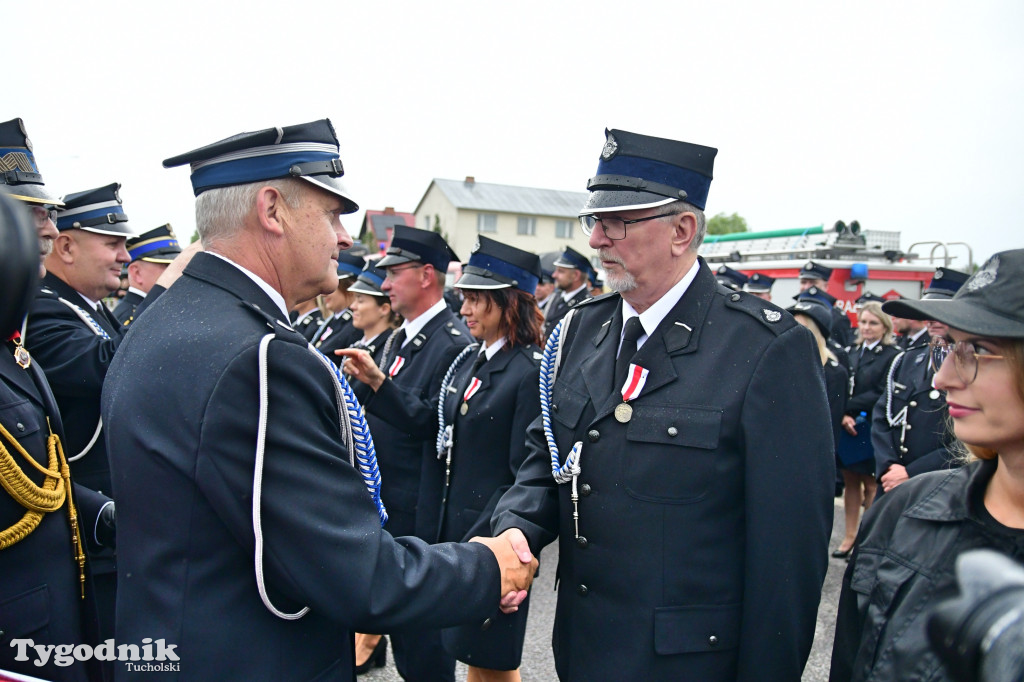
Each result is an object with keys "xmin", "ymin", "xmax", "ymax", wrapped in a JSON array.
[
  {"xmin": 659, "ymin": 199, "xmax": 707, "ymax": 251},
  {"xmin": 194, "ymin": 178, "xmax": 304, "ymax": 247}
]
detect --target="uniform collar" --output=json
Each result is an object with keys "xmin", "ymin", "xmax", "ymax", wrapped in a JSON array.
[
  {"xmin": 399, "ymin": 297, "xmax": 447, "ymax": 347},
  {"xmin": 481, "ymin": 336, "xmax": 507, "ymax": 360},
  {"xmin": 620, "ymin": 257, "xmax": 700, "ymax": 353},
  {"xmin": 207, "ymin": 251, "xmax": 289, "ymax": 320},
  {"xmin": 561, "ymin": 283, "xmax": 588, "ymax": 303}
]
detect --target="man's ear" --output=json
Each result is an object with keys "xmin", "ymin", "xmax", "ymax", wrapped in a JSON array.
[
  {"xmin": 52, "ymin": 232, "xmax": 77, "ymax": 264},
  {"xmin": 255, "ymin": 185, "xmax": 288, "ymax": 236},
  {"xmin": 671, "ymin": 211, "xmax": 698, "ymax": 255}
]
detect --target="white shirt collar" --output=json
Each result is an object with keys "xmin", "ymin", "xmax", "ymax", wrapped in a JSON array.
[
  {"xmin": 78, "ymin": 292, "xmax": 100, "ymax": 310},
  {"xmin": 619, "ymin": 258, "xmax": 701, "ymax": 353},
  {"xmin": 127, "ymin": 286, "xmax": 147, "ymax": 298},
  {"xmin": 399, "ymin": 297, "xmax": 447, "ymax": 347},
  {"xmin": 481, "ymin": 336, "xmax": 507, "ymax": 360},
  {"xmin": 561, "ymin": 283, "xmax": 588, "ymax": 303},
  {"xmin": 908, "ymin": 327, "xmax": 928, "ymax": 345},
  {"xmin": 863, "ymin": 339, "xmax": 881, "ymax": 351},
  {"xmin": 208, "ymin": 251, "xmax": 289, "ymax": 320}
]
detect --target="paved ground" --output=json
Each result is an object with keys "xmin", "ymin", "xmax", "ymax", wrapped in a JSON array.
[{"xmin": 363, "ymin": 499, "xmax": 849, "ymax": 681}]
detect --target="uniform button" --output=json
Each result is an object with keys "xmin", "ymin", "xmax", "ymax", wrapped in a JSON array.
[
  {"xmin": 576, "ymin": 536, "xmax": 588, "ymax": 548},
  {"xmin": 900, "ymin": 446, "xmax": 909, "ymax": 453},
  {"xmin": 16, "ymin": 422, "xmax": 24, "ymax": 432},
  {"xmin": 909, "ymin": 401, "xmax": 918, "ymax": 407},
  {"xmin": 580, "ymin": 483, "xmax": 592, "ymax": 497},
  {"xmin": 667, "ymin": 426, "xmax": 678, "ymax": 437},
  {"xmin": 730, "ymin": 293, "xmax": 741, "ymax": 302},
  {"xmin": 905, "ymin": 424, "xmax": 912, "ymax": 430},
  {"xmin": 480, "ymin": 618, "xmax": 492, "ymax": 631},
  {"xmin": 588, "ymin": 429, "xmax": 600, "ymax": 442},
  {"xmin": 708, "ymin": 635, "xmax": 719, "ymax": 647},
  {"xmin": 577, "ymin": 584, "xmax": 588, "ymax": 596},
  {"xmin": 552, "ymin": 404, "xmax": 559, "ymax": 412}
]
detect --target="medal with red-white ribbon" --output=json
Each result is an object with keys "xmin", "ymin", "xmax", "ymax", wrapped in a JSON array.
[
  {"xmin": 388, "ymin": 356, "xmax": 406, "ymax": 377},
  {"xmin": 460, "ymin": 376, "xmax": 483, "ymax": 415},
  {"xmin": 614, "ymin": 363, "xmax": 648, "ymax": 423},
  {"xmin": 7, "ymin": 331, "xmax": 31, "ymax": 369}
]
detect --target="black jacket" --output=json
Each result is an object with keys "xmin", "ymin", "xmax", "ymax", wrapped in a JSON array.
[
  {"xmin": 830, "ymin": 459, "xmax": 1021, "ymax": 682},
  {"xmin": 294, "ymin": 308, "xmax": 323, "ymax": 342},
  {"xmin": 101, "ymin": 253, "xmax": 500, "ymax": 681},
  {"xmin": 112, "ymin": 290, "xmax": 144, "ymax": 327},
  {"xmin": 493, "ymin": 260, "xmax": 835, "ymax": 681},
  {"xmin": 542, "ymin": 286, "xmax": 589, "ymax": 340},
  {"xmin": 845, "ymin": 342, "xmax": 900, "ymax": 417}
]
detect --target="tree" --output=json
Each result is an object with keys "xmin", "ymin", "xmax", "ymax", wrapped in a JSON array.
[
  {"xmin": 432, "ymin": 214, "xmax": 450, "ymax": 244},
  {"xmin": 707, "ymin": 212, "xmax": 749, "ymax": 236},
  {"xmin": 190, "ymin": 231, "xmax": 200, "ymax": 243}
]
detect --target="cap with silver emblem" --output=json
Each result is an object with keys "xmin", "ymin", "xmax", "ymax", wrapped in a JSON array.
[
  {"xmin": 455, "ymin": 235, "xmax": 541, "ymax": 295},
  {"xmin": 56, "ymin": 183, "xmax": 136, "ymax": 237}
]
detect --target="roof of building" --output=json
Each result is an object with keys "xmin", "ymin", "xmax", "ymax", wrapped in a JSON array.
[
  {"xmin": 416, "ymin": 178, "xmax": 589, "ymax": 218},
  {"xmin": 359, "ymin": 208, "xmax": 416, "ymax": 241}
]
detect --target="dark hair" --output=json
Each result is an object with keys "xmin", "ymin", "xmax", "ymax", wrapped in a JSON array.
[
  {"xmin": 463, "ymin": 288, "xmax": 543, "ymax": 348},
  {"xmin": 368, "ymin": 294, "xmax": 402, "ymax": 328}
]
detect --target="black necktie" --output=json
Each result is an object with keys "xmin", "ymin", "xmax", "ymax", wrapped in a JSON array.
[
  {"xmin": 385, "ymin": 328, "xmax": 407, "ymax": 366},
  {"xmin": 614, "ymin": 317, "xmax": 645, "ymax": 392},
  {"xmin": 470, "ymin": 350, "xmax": 487, "ymax": 376}
]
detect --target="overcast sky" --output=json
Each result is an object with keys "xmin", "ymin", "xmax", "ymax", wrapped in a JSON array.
[{"xmin": 8, "ymin": 0, "xmax": 1021, "ymax": 269}]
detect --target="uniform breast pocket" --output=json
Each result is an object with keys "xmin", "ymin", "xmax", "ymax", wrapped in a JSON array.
[
  {"xmin": 550, "ymin": 382, "xmax": 588, "ymax": 431},
  {"xmin": 0, "ymin": 398, "xmax": 45, "ymax": 441},
  {"xmin": 625, "ymin": 405, "xmax": 722, "ymax": 503}
]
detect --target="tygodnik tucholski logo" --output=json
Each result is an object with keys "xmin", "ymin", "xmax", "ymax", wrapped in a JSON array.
[{"xmin": 9, "ymin": 638, "xmax": 180, "ymax": 671}]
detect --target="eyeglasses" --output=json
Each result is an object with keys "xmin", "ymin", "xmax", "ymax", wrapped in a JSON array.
[
  {"xmin": 929, "ymin": 338, "xmax": 1005, "ymax": 384},
  {"xmin": 30, "ymin": 205, "xmax": 58, "ymax": 228},
  {"xmin": 384, "ymin": 263, "xmax": 424, "ymax": 280},
  {"xmin": 578, "ymin": 211, "xmax": 680, "ymax": 240}
]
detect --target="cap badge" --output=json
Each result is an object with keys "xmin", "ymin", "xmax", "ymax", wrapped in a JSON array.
[
  {"xmin": 0, "ymin": 151, "xmax": 34, "ymax": 173},
  {"xmin": 473, "ymin": 238, "xmax": 481, "ymax": 253},
  {"xmin": 934, "ymin": 270, "xmax": 944, "ymax": 280},
  {"xmin": 601, "ymin": 133, "xmax": 619, "ymax": 160},
  {"xmin": 967, "ymin": 256, "xmax": 999, "ymax": 291},
  {"xmin": 763, "ymin": 309, "xmax": 781, "ymax": 323}
]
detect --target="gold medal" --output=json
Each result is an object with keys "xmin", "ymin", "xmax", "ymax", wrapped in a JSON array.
[
  {"xmin": 460, "ymin": 402, "xmax": 469, "ymax": 415},
  {"xmin": 614, "ymin": 402, "xmax": 633, "ymax": 423},
  {"xmin": 13, "ymin": 344, "xmax": 31, "ymax": 369}
]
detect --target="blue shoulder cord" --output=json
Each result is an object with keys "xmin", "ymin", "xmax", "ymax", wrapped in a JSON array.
[
  {"xmin": 435, "ymin": 343, "xmax": 481, "ymax": 487},
  {"xmin": 540, "ymin": 310, "xmax": 583, "ymax": 485}
]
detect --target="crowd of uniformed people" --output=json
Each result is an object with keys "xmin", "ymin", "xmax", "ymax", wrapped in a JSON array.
[{"xmin": 2, "ymin": 114, "xmax": 1023, "ymax": 682}]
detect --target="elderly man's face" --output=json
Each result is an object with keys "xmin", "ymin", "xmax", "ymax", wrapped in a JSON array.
[
  {"xmin": 589, "ymin": 206, "xmax": 679, "ymax": 294},
  {"xmin": 30, "ymin": 205, "xmax": 59, "ymax": 278},
  {"xmin": 284, "ymin": 184, "xmax": 353, "ymax": 301}
]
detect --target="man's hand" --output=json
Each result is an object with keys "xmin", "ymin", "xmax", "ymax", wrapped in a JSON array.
[
  {"xmin": 880, "ymin": 463, "xmax": 909, "ymax": 492},
  {"xmin": 334, "ymin": 348, "xmax": 386, "ymax": 391},
  {"xmin": 842, "ymin": 415, "xmax": 858, "ymax": 436},
  {"xmin": 154, "ymin": 240, "xmax": 203, "ymax": 290},
  {"xmin": 470, "ymin": 528, "xmax": 538, "ymax": 614}
]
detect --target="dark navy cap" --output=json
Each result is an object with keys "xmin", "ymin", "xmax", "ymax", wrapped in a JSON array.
[
  {"xmin": 882, "ymin": 250, "xmax": 1024, "ymax": 338},
  {"xmin": 788, "ymin": 296, "xmax": 833, "ymax": 340},
  {"xmin": 552, "ymin": 247, "xmax": 594, "ymax": 276},
  {"xmin": 348, "ymin": 261, "xmax": 388, "ymax": 297},
  {"xmin": 582, "ymin": 128, "xmax": 717, "ymax": 213},
  {"xmin": 744, "ymin": 272, "xmax": 775, "ymax": 293},
  {"xmin": 456, "ymin": 235, "xmax": 542, "ymax": 295},
  {"xmin": 539, "ymin": 268, "xmax": 554, "ymax": 284},
  {"xmin": 0, "ymin": 118, "xmax": 62, "ymax": 206},
  {"xmin": 336, "ymin": 250, "xmax": 365, "ymax": 280},
  {"xmin": 715, "ymin": 265, "xmax": 748, "ymax": 291},
  {"xmin": 163, "ymin": 119, "xmax": 358, "ymax": 214},
  {"xmin": 799, "ymin": 261, "xmax": 833, "ymax": 282},
  {"xmin": 920, "ymin": 267, "xmax": 969, "ymax": 300},
  {"xmin": 856, "ymin": 291, "xmax": 885, "ymax": 306},
  {"xmin": 377, "ymin": 224, "xmax": 458, "ymax": 273},
  {"xmin": 127, "ymin": 224, "xmax": 181, "ymax": 263},
  {"xmin": 794, "ymin": 285, "xmax": 837, "ymax": 308},
  {"xmin": 56, "ymin": 183, "xmax": 135, "ymax": 237}
]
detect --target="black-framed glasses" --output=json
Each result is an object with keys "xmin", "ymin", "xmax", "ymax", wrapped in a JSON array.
[
  {"xmin": 384, "ymin": 263, "xmax": 424, "ymax": 280},
  {"xmin": 30, "ymin": 205, "xmax": 58, "ymax": 228},
  {"xmin": 929, "ymin": 337, "xmax": 1005, "ymax": 384},
  {"xmin": 578, "ymin": 211, "xmax": 680, "ymax": 240}
]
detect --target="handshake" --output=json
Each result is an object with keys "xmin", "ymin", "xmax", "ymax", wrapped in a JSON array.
[{"xmin": 470, "ymin": 528, "xmax": 538, "ymax": 614}]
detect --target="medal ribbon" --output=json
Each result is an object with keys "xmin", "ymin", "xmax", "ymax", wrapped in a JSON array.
[
  {"xmin": 619, "ymin": 364, "xmax": 649, "ymax": 402},
  {"xmin": 388, "ymin": 356, "xmax": 406, "ymax": 377},
  {"xmin": 462, "ymin": 377, "xmax": 482, "ymax": 403}
]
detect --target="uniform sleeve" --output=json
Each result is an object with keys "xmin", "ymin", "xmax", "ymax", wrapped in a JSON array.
[
  {"xmin": 871, "ymin": 388, "xmax": 900, "ymax": 478},
  {"xmin": 194, "ymin": 340, "xmax": 500, "ymax": 632},
  {"xmin": 737, "ymin": 323, "xmax": 835, "ymax": 680},
  {"xmin": 25, "ymin": 297, "xmax": 121, "ymax": 397}
]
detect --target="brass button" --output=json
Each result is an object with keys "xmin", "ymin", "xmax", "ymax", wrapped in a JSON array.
[
  {"xmin": 708, "ymin": 635, "xmax": 719, "ymax": 647},
  {"xmin": 580, "ymin": 483, "xmax": 592, "ymax": 497},
  {"xmin": 576, "ymin": 536, "xmax": 588, "ymax": 548},
  {"xmin": 577, "ymin": 584, "xmax": 588, "ymax": 596},
  {"xmin": 588, "ymin": 430, "xmax": 600, "ymax": 442},
  {"xmin": 667, "ymin": 426, "xmax": 678, "ymax": 437}
]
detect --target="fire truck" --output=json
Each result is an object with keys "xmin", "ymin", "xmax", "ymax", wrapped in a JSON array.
[{"xmin": 699, "ymin": 220, "xmax": 975, "ymax": 325}]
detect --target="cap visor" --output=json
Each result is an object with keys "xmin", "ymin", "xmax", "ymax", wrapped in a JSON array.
[
  {"xmin": 79, "ymin": 223, "xmax": 138, "ymax": 238},
  {"xmin": 376, "ymin": 253, "xmax": 416, "ymax": 268},
  {"xmin": 139, "ymin": 256, "xmax": 178, "ymax": 264},
  {"xmin": 455, "ymin": 272, "xmax": 513, "ymax": 290},
  {"xmin": 5, "ymin": 185, "xmax": 64, "ymax": 206},
  {"xmin": 882, "ymin": 299, "xmax": 1024, "ymax": 338},
  {"xmin": 348, "ymin": 279, "xmax": 386, "ymax": 296},
  {"xmin": 301, "ymin": 176, "xmax": 358, "ymax": 214},
  {"xmin": 581, "ymin": 190, "xmax": 676, "ymax": 214}
]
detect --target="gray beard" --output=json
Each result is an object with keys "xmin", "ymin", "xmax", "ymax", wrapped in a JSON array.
[{"xmin": 605, "ymin": 269, "xmax": 637, "ymax": 293}]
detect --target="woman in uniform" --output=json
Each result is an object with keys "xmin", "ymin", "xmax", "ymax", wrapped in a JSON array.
[{"xmin": 435, "ymin": 236, "xmax": 544, "ymax": 682}]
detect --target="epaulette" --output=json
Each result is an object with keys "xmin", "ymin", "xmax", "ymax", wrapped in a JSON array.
[
  {"xmin": 721, "ymin": 289, "xmax": 795, "ymax": 336},
  {"xmin": 239, "ymin": 301, "xmax": 307, "ymax": 346},
  {"xmin": 444, "ymin": 321, "xmax": 463, "ymax": 337},
  {"xmin": 571, "ymin": 291, "xmax": 619, "ymax": 309},
  {"xmin": 341, "ymin": 309, "xmax": 353, "ymax": 322},
  {"xmin": 38, "ymin": 286, "xmax": 58, "ymax": 299}
]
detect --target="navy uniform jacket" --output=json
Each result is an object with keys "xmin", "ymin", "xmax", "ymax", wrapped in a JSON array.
[
  {"xmin": 845, "ymin": 342, "xmax": 900, "ymax": 417},
  {"xmin": 1, "ymin": 339, "xmax": 111, "ymax": 681},
  {"xmin": 492, "ymin": 260, "xmax": 835, "ymax": 681},
  {"xmin": 831, "ymin": 306, "xmax": 855, "ymax": 348},
  {"xmin": 311, "ymin": 309, "xmax": 359, "ymax": 351},
  {"xmin": 101, "ymin": 253, "xmax": 500, "ymax": 681},
  {"xmin": 25, "ymin": 273, "xmax": 125, "ymax": 497},
  {"xmin": 542, "ymin": 287, "xmax": 589, "ymax": 340},
  {"xmin": 825, "ymin": 358, "xmax": 850, "ymax": 452},
  {"xmin": 362, "ymin": 309, "xmax": 470, "ymax": 539},
  {"xmin": 296, "ymin": 308, "xmax": 324, "ymax": 342},
  {"xmin": 871, "ymin": 344, "xmax": 956, "ymax": 480},
  {"xmin": 112, "ymin": 290, "xmax": 144, "ymax": 327}
]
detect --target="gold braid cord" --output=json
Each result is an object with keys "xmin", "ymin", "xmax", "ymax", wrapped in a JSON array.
[{"xmin": 0, "ymin": 419, "xmax": 87, "ymax": 598}]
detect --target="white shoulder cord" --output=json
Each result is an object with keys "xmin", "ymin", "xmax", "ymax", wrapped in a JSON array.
[
  {"xmin": 883, "ymin": 351, "xmax": 908, "ymax": 428},
  {"xmin": 56, "ymin": 297, "xmax": 109, "ymax": 462}
]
